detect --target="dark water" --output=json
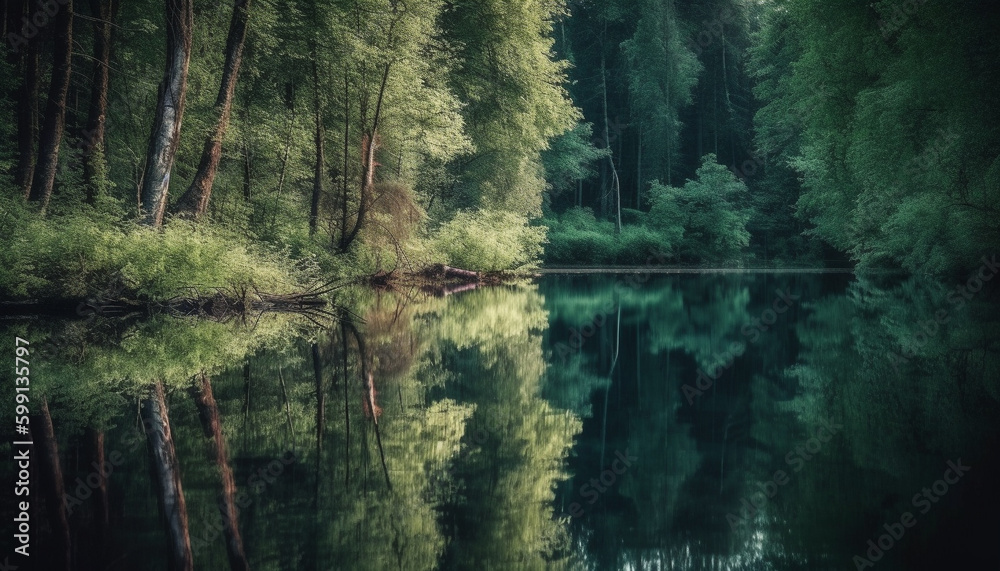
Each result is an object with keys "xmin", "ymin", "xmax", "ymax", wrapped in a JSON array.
[{"xmin": 3, "ymin": 272, "xmax": 999, "ymax": 570}]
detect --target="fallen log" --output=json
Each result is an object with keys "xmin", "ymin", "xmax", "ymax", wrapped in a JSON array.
[
  {"xmin": 422, "ymin": 264, "xmax": 480, "ymax": 283},
  {"xmin": 442, "ymin": 265, "xmax": 479, "ymax": 281}
]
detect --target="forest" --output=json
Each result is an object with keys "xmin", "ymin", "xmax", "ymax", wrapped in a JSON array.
[
  {"xmin": 3, "ymin": 0, "xmax": 998, "ymax": 303},
  {"xmin": 3, "ymin": 2, "xmax": 1000, "ymax": 569}
]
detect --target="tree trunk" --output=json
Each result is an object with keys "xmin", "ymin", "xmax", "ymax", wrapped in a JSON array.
[
  {"xmin": 27, "ymin": 0, "xmax": 73, "ymax": 212},
  {"xmin": 600, "ymin": 51, "xmax": 621, "ymax": 234},
  {"xmin": 340, "ymin": 62, "xmax": 390, "ymax": 251},
  {"xmin": 242, "ymin": 139, "xmax": 252, "ymax": 203},
  {"xmin": 142, "ymin": 381, "xmax": 194, "ymax": 571},
  {"xmin": 666, "ymin": 73, "xmax": 672, "ymax": 187},
  {"xmin": 312, "ymin": 343, "xmax": 325, "ymax": 458},
  {"xmin": 341, "ymin": 323, "xmax": 350, "ymax": 487},
  {"xmin": 312, "ymin": 342, "xmax": 325, "ymax": 509},
  {"xmin": 270, "ymin": 83, "xmax": 295, "ymax": 232},
  {"xmin": 86, "ymin": 428, "xmax": 110, "ymax": 566},
  {"xmin": 309, "ymin": 45, "xmax": 324, "ymax": 236},
  {"xmin": 7, "ymin": 1, "xmax": 40, "ymax": 196},
  {"xmin": 31, "ymin": 397, "xmax": 71, "ymax": 571},
  {"xmin": 345, "ymin": 322, "xmax": 391, "ymax": 491},
  {"xmin": 189, "ymin": 374, "xmax": 250, "ymax": 571},
  {"xmin": 339, "ymin": 68, "xmax": 350, "ymax": 247},
  {"xmin": 636, "ymin": 121, "xmax": 642, "ymax": 207},
  {"xmin": 140, "ymin": 0, "xmax": 194, "ymax": 227},
  {"xmin": 82, "ymin": 0, "xmax": 119, "ymax": 204},
  {"xmin": 599, "ymin": 51, "xmax": 609, "ymax": 219},
  {"xmin": 173, "ymin": 0, "xmax": 250, "ymax": 219}
]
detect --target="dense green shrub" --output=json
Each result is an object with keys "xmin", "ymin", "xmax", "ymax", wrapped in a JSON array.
[
  {"xmin": 0, "ymin": 195, "xmax": 304, "ymax": 300},
  {"xmin": 648, "ymin": 154, "xmax": 751, "ymax": 263},
  {"xmin": 543, "ymin": 207, "xmax": 674, "ymax": 265},
  {"xmin": 431, "ymin": 209, "xmax": 547, "ymax": 272},
  {"xmin": 616, "ymin": 225, "xmax": 669, "ymax": 264},
  {"xmin": 544, "ymin": 156, "xmax": 753, "ymax": 266}
]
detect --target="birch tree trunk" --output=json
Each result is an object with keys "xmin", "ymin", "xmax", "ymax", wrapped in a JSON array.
[
  {"xmin": 142, "ymin": 381, "xmax": 194, "ymax": 571},
  {"xmin": 139, "ymin": 0, "xmax": 194, "ymax": 227}
]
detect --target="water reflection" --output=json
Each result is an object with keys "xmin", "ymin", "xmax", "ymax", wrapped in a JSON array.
[{"xmin": 1, "ymin": 273, "xmax": 997, "ymax": 570}]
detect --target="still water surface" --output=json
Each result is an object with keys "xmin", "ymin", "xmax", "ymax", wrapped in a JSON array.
[{"xmin": 3, "ymin": 272, "xmax": 998, "ymax": 570}]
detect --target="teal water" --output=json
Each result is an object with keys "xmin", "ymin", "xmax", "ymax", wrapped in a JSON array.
[{"xmin": 3, "ymin": 273, "xmax": 998, "ymax": 570}]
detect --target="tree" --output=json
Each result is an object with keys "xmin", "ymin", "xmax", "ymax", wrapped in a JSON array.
[
  {"xmin": 309, "ymin": 35, "xmax": 324, "ymax": 236},
  {"xmin": 173, "ymin": 0, "xmax": 251, "ymax": 219},
  {"xmin": 6, "ymin": 1, "xmax": 41, "ymax": 196},
  {"xmin": 542, "ymin": 121, "xmax": 608, "ymax": 206},
  {"xmin": 648, "ymin": 153, "xmax": 751, "ymax": 261},
  {"xmin": 26, "ymin": 0, "xmax": 72, "ymax": 212},
  {"xmin": 139, "ymin": 0, "xmax": 194, "ymax": 227},
  {"xmin": 748, "ymin": 0, "xmax": 1000, "ymax": 273},
  {"xmin": 142, "ymin": 381, "xmax": 194, "ymax": 571},
  {"xmin": 338, "ymin": 0, "xmax": 439, "ymax": 251},
  {"xmin": 439, "ymin": 0, "xmax": 578, "ymax": 217},
  {"xmin": 82, "ymin": 0, "xmax": 120, "ymax": 204},
  {"xmin": 31, "ymin": 398, "xmax": 72, "ymax": 570},
  {"xmin": 189, "ymin": 374, "xmax": 250, "ymax": 571},
  {"xmin": 622, "ymin": 0, "xmax": 700, "ymax": 192}
]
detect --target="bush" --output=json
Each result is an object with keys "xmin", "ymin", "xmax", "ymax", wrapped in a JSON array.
[
  {"xmin": 543, "ymin": 206, "xmax": 675, "ymax": 265},
  {"xmin": 648, "ymin": 154, "xmax": 751, "ymax": 263},
  {"xmin": 0, "ymin": 195, "xmax": 303, "ymax": 300},
  {"xmin": 547, "ymin": 226, "xmax": 618, "ymax": 265},
  {"xmin": 616, "ymin": 225, "xmax": 668, "ymax": 265},
  {"xmin": 431, "ymin": 209, "xmax": 547, "ymax": 272}
]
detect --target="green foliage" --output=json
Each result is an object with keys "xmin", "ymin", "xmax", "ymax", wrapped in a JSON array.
[
  {"xmin": 750, "ymin": 0, "xmax": 1000, "ymax": 273},
  {"xmin": 439, "ymin": 0, "xmax": 579, "ymax": 217},
  {"xmin": 545, "ymin": 207, "xmax": 618, "ymax": 265},
  {"xmin": 542, "ymin": 122, "xmax": 608, "ymax": 196},
  {"xmin": 622, "ymin": 0, "xmax": 701, "ymax": 186},
  {"xmin": 545, "ymin": 155, "xmax": 751, "ymax": 266},
  {"xmin": 431, "ymin": 209, "xmax": 547, "ymax": 272},
  {"xmin": 544, "ymin": 207, "xmax": 675, "ymax": 266},
  {"xmin": 0, "ymin": 194, "xmax": 303, "ymax": 300},
  {"xmin": 648, "ymin": 154, "xmax": 751, "ymax": 262}
]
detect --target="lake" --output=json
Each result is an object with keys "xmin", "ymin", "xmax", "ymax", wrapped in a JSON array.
[{"xmin": 3, "ymin": 272, "xmax": 998, "ymax": 570}]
